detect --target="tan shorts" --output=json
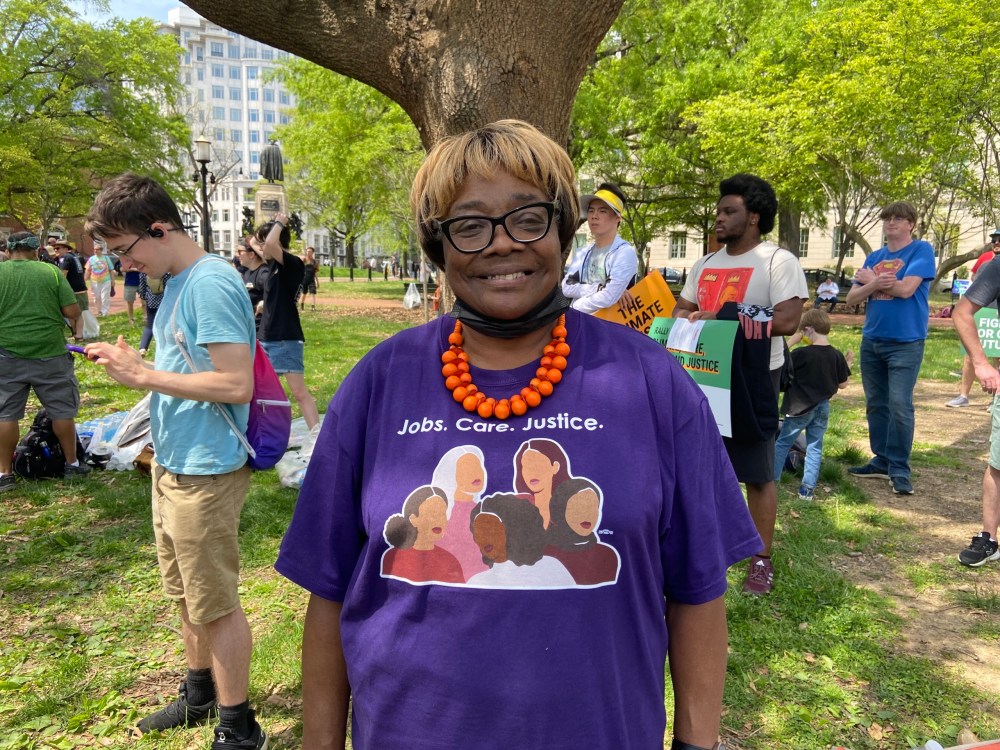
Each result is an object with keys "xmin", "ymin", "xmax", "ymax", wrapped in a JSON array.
[{"xmin": 151, "ymin": 459, "xmax": 252, "ymax": 625}]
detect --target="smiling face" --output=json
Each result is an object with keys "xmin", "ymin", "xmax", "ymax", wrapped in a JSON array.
[
  {"xmin": 519, "ymin": 449, "xmax": 560, "ymax": 497},
  {"xmin": 409, "ymin": 495, "xmax": 448, "ymax": 549},
  {"xmin": 442, "ymin": 171, "xmax": 563, "ymax": 320},
  {"xmin": 454, "ymin": 452, "xmax": 485, "ymax": 500},
  {"xmin": 564, "ymin": 488, "xmax": 600, "ymax": 537},
  {"xmin": 472, "ymin": 512, "xmax": 507, "ymax": 563}
]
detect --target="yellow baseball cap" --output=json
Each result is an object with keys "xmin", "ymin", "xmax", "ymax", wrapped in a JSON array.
[{"xmin": 580, "ymin": 188, "xmax": 624, "ymax": 217}]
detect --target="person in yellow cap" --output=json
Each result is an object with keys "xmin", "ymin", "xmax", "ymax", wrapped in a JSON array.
[{"xmin": 561, "ymin": 182, "xmax": 639, "ymax": 313}]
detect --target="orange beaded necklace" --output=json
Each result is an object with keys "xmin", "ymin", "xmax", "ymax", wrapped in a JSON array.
[{"xmin": 441, "ymin": 314, "xmax": 569, "ymax": 420}]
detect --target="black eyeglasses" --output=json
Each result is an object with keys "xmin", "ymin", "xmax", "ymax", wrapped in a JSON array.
[
  {"xmin": 436, "ymin": 202, "xmax": 558, "ymax": 254},
  {"xmin": 117, "ymin": 227, "xmax": 181, "ymax": 258}
]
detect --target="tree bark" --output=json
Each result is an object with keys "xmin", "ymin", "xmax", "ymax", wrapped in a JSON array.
[
  {"xmin": 778, "ymin": 206, "xmax": 800, "ymax": 257},
  {"xmin": 185, "ymin": 0, "xmax": 624, "ymax": 148}
]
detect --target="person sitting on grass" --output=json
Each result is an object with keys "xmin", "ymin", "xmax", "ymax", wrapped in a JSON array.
[{"xmin": 773, "ymin": 308, "xmax": 852, "ymax": 500}]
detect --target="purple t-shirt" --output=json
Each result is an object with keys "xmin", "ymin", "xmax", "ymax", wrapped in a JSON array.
[{"xmin": 275, "ymin": 309, "xmax": 761, "ymax": 750}]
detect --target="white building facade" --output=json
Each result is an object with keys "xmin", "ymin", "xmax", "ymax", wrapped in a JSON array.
[{"xmin": 160, "ymin": 6, "xmax": 335, "ymax": 262}]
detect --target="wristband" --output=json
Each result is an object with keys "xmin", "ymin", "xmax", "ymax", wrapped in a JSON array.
[
  {"xmin": 671, "ymin": 740, "xmax": 724, "ymax": 750},
  {"xmin": 274, "ymin": 220, "xmax": 285, "ymax": 228}
]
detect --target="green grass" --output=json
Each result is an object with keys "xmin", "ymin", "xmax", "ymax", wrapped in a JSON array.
[{"xmin": 4, "ymin": 310, "xmax": 999, "ymax": 749}]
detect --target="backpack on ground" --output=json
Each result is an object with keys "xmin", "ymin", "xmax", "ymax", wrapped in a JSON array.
[
  {"xmin": 170, "ymin": 256, "xmax": 292, "ymax": 470},
  {"xmin": 13, "ymin": 409, "xmax": 84, "ymax": 479}
]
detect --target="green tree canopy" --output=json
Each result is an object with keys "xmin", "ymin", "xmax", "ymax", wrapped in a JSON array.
[
  {"xmin": 275, "ymin": 59, "xmax": 423, "ymax": 267},
  {"xmin": 0, "ymin": 0, "xmax": 189, "ymax": 235}
]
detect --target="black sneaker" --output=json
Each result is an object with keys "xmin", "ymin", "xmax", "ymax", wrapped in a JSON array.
[
  {"xmin": 890, "ymin": 475, "xmax": 914, "ymax": 495},
  {"xmin": 211, "ymin": 710, "xmax": 267, "ymax": 750},
  {"xmin": 847, "ymin": 463, "xmax": 889, "ymax": 479},
  {"xmin": 958, "ymin": 532, "xmax": 1000, "ymax": 567},
  {"xmin": 0, "ymin": 473, "xmax": 15, "ymax": 493},
  {"xmin": 137, "ymin": 682, "xmax": 217, "ymax": 733},
  {"xmin": 63, "ymin": 463, "xmax": 92, "ymax": 478}
]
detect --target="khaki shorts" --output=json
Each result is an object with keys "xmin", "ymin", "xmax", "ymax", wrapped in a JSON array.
[{"xmin": 151, "ymin": 459, "xmax": 252, "ymax": 625}]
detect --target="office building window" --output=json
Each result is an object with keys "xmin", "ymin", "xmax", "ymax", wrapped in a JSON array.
[
  {"xmin": 263, "ymin": 88, "xmax": 275, "ymax": 103},
  {"xmin": 279, "ymin": 114, "xmax": 290, "ymax": 125},
  {"xmin": 832, "ymin": 226, "xmax": 855, "ymax": 258},
  {"xmin": 669, "ymin": 231, "xmax": 687, "ymax": 259},
  {"xmin": 184, "ymin": 71, "xmax": 192, "ymax": 84},
  {"xmin": 211, "ymin": 63, "xmax": 224, "ymax": 77},
  {"xmin": 212, "ymin": 210, "xmax": 219, "ymax": 222},
  {"xmin": 195, "ymin": 46, "xmax": 203, "ymax": 61},
  {"xmin": 184, "ymin": 52, "xmax": 191, "ymax": 65},
  {"xmin": 196, "ymin": 66, "xmax": 204, "ymax": 81},
  {"xmin": 263, "ymin": 110, "xmax": 275, "ymax": 124},
  {"xmin": 210, "ymin": 42, "xmax": 224, "ymax": 57},
  {"xmin": 212, "ymin": 85, "xmax": 224, "ymax": 99},
  {"xmin": 279, "ymin": 91, "xmax": 290, "ymax": 105},
  {"xmin": 213, "ymin": 231, "xmax": 221, "ymax": 246},
  {"xmin": 248, "ymin": 88, "xmax": 258, "ymax": 101},
  {"xmin": 229, "ymin": 44, "xmax": 240, "ymax": 59},
  {"xmin": 223, "ymin": 209, "xmax": 231, "ymax": 222},
  {"xmin": 248, "ymin": 109, "xmax": 259, "ymax": 122},
  {"xmin": 212, "ymin": 106, "xmax": 225, "ymax": 120},
  {"xmin": 247, "ymin": 66, "xmax": 258, "ymax": 79},
  {"xmin": 249, "ymin": 130, "xmax": 260, "ymax": 143},
  {"xmin": 800, "ymin": 227, "xmax": 810, "ymax": 257},
  {"xmin": 231, "ymin": 129, "xmax": 242, "ymax": 143},
  {"xmin": 223, "ymin": 230, "xmax": 232, "ymax": 246},
  {"xmin": 229, "ymin": 66, "xmax": 240, "ymax": 80},
  {"xmin": 230, "ymin": 108, "xmax": 241, "ymax": 122},
  {"xmin": 262, "ymin": 48, "xmax": 273, "ymax": 60},
  {"xmin": 230, "ymin": 87, "xmax": 241, "ymax": 101},
  {"xmin": 244, "ymin": 46, "xmax": 257, "ymax": 58},
  {"xmin": 214, "ymin": 128, "xmax": 225, "ymax": 142},
  {"xmin": 250, "ymin": 151, "xmax": 260, "ymax": 165}
]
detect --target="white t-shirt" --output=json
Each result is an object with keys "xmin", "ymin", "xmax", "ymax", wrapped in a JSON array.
[{"xmin": 680, "ymin": 241, "xmax": 809, "ymax": 369}]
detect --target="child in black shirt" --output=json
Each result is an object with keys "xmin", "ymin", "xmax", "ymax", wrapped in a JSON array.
[{"xmin": 774, "ymin": 308, "xmax": 853, "ymax": 499}]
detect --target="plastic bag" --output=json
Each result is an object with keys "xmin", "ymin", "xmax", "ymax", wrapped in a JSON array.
[
  {"xmin": 403, "ymin": 283, "xmax": 421, "ymax": 309},
  {"xmin": 276, "ymin": 417, "xmax": 323, "ymax": 488},
  {"xmin": 81, "ymin": 310, "xmax": 100, "ymax": 339}
]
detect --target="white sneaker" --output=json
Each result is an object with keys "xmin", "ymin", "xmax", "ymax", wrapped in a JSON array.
[{"xmin": 946, "ymin": 395, "xmax": 969, "ymax": 408}]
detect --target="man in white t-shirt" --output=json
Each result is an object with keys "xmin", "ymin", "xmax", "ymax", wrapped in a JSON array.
[
  {"xmin": 674, "ymin": 173, "xmax": 808, "ymax": 596},
  {"xmin": 561, "ymin": 183, "xmax": 639, "ymax": 313}
]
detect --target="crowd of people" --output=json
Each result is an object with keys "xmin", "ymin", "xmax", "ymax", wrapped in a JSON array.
[{"xmin": 6, "ymin": 117, "xmax": 1000, "ymax": 750}]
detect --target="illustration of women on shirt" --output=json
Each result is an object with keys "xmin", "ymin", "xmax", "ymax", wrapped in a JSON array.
[
  {"xmin": 432, "ymin": 446, "xmax": 489, "ymax": 580},
  {"xmin": 543, "ymin": 477, "xmax": 620, "ymax": 586},
  {"xmin": 381, "ymin": 485, "xmax": 464, "ymax": 584},
  {"xmin": 466, "ymin": 493, "xmax": 574, "ymax": 589},
  {"xmin": 512, "ymin": 439, "xmax": 571, "ymax": 529}
]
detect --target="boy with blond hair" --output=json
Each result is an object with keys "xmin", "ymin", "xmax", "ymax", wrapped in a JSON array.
[{"xmin": 774, "ymin": 308, "xmax": 852, "ymax": 499}]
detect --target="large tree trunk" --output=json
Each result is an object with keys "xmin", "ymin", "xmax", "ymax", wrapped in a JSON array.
[
  {"xmin": 185, "ymin": 1, "xmax": 624, "ymax": 148},
  {"xmin": 778, "ymin": 206, "xmax": 800, "ymax": 257}
]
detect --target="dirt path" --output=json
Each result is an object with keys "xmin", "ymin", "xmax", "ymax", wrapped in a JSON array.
[{"xmin": 835, "ymin": 376, "xmax": 1000, "ymax": 686}]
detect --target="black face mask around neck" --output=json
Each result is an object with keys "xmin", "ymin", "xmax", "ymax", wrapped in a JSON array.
[{"xmin": 450, "ymin": 287, "xmax": 571, "ymax": 339}]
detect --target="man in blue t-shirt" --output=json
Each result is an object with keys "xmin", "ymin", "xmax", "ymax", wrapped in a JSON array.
[
  {"xmin": 84, "ymin": 174, "xmax": 266, "ymax": 750},
  {"xmin": 845, "ymin": 201, "xmax": 935, "ymax": 495}
]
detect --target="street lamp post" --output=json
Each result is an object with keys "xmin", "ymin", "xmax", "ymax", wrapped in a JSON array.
[{"xmin": 193, "ymin": 136, "xmax": 214, "ymax": 252}]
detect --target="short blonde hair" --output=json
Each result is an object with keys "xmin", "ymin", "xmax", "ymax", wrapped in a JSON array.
[
  {"xmin": 410, "ymin": 120, "xmax": 579, "ymax": 269},
  {"xmin": 800, "ymin": 307, "xmax": 831, "ymax": 334}
]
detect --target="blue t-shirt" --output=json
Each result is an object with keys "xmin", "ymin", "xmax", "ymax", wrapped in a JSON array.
[
  {"xmin": 275, "ymin": 310, "xmax": 761, "ymax": 750},
  {"xmin": 857, "ymin": 239, "xmax": 935, "ymax": 342},
  {"xmin": 151, "ymin": 257, "xmax": 256, "ymax": 474}
]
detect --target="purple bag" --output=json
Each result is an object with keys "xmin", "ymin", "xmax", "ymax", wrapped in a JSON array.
[{"xmin": 244, "ymin": 341, "xmax": 292, "ymax": 470}]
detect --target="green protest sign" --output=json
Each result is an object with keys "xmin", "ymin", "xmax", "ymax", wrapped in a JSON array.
[
  {"xmin": 648, "ymin": 318, "xmax": 738, "ymax": 436},
  {"xmin": 959, "ymin": 308, "xmax": 1000, "ymax": 356}
]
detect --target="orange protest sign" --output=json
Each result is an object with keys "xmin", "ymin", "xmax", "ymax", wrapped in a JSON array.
[{"xmin": 593, "ymin": 269, "xmax": 676, "ymax": 334}]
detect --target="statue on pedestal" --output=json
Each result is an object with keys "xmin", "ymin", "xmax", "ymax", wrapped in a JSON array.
[{"xmin": 261, "ymin": 140, "xmax": 284, "ymax": 183}]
